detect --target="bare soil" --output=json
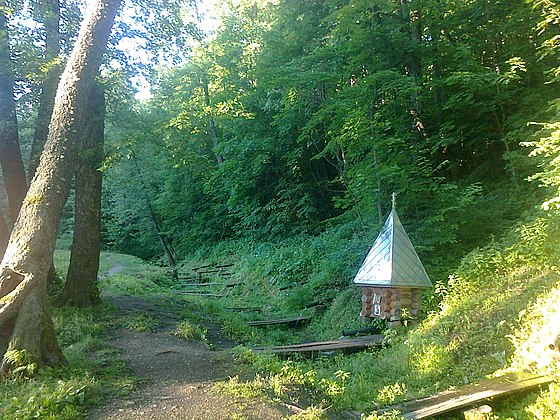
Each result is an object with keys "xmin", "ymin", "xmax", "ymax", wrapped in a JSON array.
[{"xmin": 86, "ymin": 294, "xmax": 294, "ymax": 420}]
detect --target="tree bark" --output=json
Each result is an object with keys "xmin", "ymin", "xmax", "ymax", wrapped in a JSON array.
[
  {"xmin": 0, "ymin": 6, "xmax": 27, "ymax": 225},
  {"xmin": 0, "ymin": 209, "xmax": 8, "ymax": 257},
  {"xmin": 28, "ymin": 0, "xmax": 63, "ymax": 287},
  {"xmin": 62, "ymin": 84, "xmax": 105, "ymax": 307},
  {"xmin": 0, "ymin": 0, "xmax": 121, "ymax": 374},
  {"xmin": 28, "ymin": 0, "xmax": 62, "ymax": 181}
]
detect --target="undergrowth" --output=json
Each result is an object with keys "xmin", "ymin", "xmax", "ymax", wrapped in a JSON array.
[
  {"xmin": 0, "ymin": 303, "xmax": 134, "ymax": 419},
  {"xmin": 179, "ymin": 209, "xmax": 560, "ymax": 418},
  {"xmin": 174, "ymin": 320, "xmax": 207, "ymax": 341}
]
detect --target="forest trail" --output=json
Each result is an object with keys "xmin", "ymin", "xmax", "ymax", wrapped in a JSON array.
[{"xmin": 86, "ymin": 275, "xmax": 293, "ymax": 419}]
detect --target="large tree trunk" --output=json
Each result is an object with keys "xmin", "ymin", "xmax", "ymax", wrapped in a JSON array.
[
  {"xmin": 28, "ymin": 0, "xmax": 63, "ymax": 287},
  {"xmin": 62, "ymin": 84, "xmax": 105, "ymax": 307},
  {"xmin": 0, "ymin": 0, "xmax": 121, "ymax": 375},
  {"xmin": 28, "ymin": 0, "xmax": 62, "ymax": 181},
  {"xmin": 0, "ymin": 6, "xmax": 27, "ymax": 225}
]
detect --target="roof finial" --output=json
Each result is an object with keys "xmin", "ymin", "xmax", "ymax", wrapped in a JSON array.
[{"xmin": 391, "ymin": 192, "xmax": 396, "ymax": 211}]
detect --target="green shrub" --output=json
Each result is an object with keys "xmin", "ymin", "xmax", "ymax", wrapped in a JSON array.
[{"xmin": 173, "ymin": 320, "xmax": 207, "ymax": 341}]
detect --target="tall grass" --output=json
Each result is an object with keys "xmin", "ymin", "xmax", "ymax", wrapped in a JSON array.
[{"xmin": 185, "ymin": 209, "xmax": 560, "ymax": 417}]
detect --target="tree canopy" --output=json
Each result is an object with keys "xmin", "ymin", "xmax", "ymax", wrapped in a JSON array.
[{"xmin": 93, "ymin": 0, "xmax": 559, "ymax": 274}]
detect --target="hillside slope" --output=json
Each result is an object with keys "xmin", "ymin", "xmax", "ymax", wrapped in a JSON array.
[{"xmin": 182, "ymin": 208, "xmax": 560, "ymax": 418}]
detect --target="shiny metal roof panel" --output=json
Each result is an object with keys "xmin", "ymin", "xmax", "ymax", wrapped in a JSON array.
[{"xmin": 353, "ymin": 209, "xmax": 432, "ymax": 288}]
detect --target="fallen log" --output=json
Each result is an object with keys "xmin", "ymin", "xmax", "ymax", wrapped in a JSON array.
[
  {"xmin": 246, "ymin": 315, "xmax": 312, "ymax": 327},
  {"xmin": 304, "ymin": 298, "xmax": 333, "ymax": 309},
  {"xmin": 342, "ymin": 326, "xmax": 382, "ymax": 337}
]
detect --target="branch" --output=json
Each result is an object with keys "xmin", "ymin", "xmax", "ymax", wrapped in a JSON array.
[{"xmin": 0, "ymin": 272, "xmax": 36, "ymax": 326}]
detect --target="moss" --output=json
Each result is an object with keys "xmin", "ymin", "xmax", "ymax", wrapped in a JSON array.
[{"xmin": 24, "ymin": 194, "xmax": 43, "ymax": 205}]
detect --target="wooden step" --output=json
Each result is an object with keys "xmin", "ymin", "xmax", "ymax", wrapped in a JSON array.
[
  {"xmin": 246, "ymin": 316, "xmax": 312, "ymax": 327},
  {"xmin": 253, "ymin": 335, "xmax": 385, "ymax": 354},
  {"xmin": 176, "ymin": 292, "xmax": 223, "ymax": 297}
]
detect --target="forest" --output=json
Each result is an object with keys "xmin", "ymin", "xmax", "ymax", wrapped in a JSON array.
[{"xmin": 1, "ymin": 0, "xmax": 560, "ymax": 418}]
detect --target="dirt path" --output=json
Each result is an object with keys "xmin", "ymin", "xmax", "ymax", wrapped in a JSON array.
[
  {"xmin": 98, "ymin": 264, "xmax": 126, "ymax": 279},
  {"xmin": 86, "ymin": 294, "xmax": 293, "ymax": 419}
]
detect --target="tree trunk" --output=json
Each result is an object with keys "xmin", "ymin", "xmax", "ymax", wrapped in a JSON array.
[
  {"xmin": 202, "ymin": 75, "xmax": 223, "ymax": 166},
  {"xmin": 0, "ymin": 0, "xmax": 121, "ymax": 375},
  {"xmin": 0, "ymin": 210, "xmax": 8, "ymax": 258},
  {"xmin": 132, "ymin": 158, "xmax": 179, "ymax": 280},
  {"xmin": 28, "ymin": 0, "xmax": 62, "ymax": 181},
  {"xmin": 62, "ymin": 84, "xmax": 105, "ymax": 307},
  {"xmin": 0, "ymin": 6, "xmax": 27, "ymax": 225}
]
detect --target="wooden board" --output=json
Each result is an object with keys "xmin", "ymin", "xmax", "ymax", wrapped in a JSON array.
[
  {"xmin": 253, "ymin": 334, "xmax": 385, "ymax": 354},
  {"xmin": 177, "ymin": 282, "xmax": 241, "ymax": 287},
  {"xmin": 192, "ymin": 263, "xmax": 234, "ymax": 271},
  {"xmin": 192, "ymin": 263, "xmax": 215, "ymax": 271},
  {"xmin": 226, "ymin": 306, "xmax": 262, "ymax": 312},
  {"xmin": 383, "ymin": 373, "xmax": 556, "ymax": 419},
  {"xmin": 197, "ymin": 269, "xmax": 232, "ymax": 275},
  {"xmin": 215, "ymin": 263, "xmax": 234, "ymax": 269},
  {"xmin": 176, "ymin": 292, "xmax": 223, "ymax": 297},
  {"xmin": 177, "ymin": 282, "xmax": 223, "ymax": 287},
  {"xmin": 246, "ymin": 316, "xmax": 312, "ymax": 327},
  {"xmin": 225, "ymin": 307, "xmax": 262, "ymax": 312}
]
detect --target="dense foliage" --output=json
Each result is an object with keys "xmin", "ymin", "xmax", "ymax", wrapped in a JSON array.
[{"xmin": 102, "ymin": 0, "xmax": 558, "ymax": 281}]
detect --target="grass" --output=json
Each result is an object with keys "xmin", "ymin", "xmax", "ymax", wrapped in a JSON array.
[
  {"xmin": 0, "ymin": 250, "xmax": 159, "ymax": 419},
  {"xmin": 120, "ymin": 312, "xmax": 160, "ymax": 332},
  {"xmin": 0, "ymin": 304, "xmax": 134, "ymax": 419},
  {"xmin": 173, "ymin": 320, "xmax": 207, "ymax": 341}
]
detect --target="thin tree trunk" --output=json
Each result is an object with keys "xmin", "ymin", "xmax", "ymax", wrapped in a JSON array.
[
  {"xmin": 132, "ymin": 158, "xmax": 179, "ymax": 280},
  {"xmin": 0, "ymin": 7, "xmax": 27, "ymax": 225},
  {"xmin": 373, "ymin": 149, "xmax": 384, "ymax": 225},
  {"xmin": 202, "ymin": 75, "xmax": 223, "ymax": 166},
  {"xmin": 62, "ymin": 84, "xmax": 105, "ymax": 307},
  {"xmin": 0, "ymin": 209, "xmax": 8, "ymax": 257},
  {"xmin": 28, "ymin": 0, "xmax": 62, "ymax": 181},
  {"xmin": 0, "ymin": 0, "xmax": 121, "ymax": 374}
]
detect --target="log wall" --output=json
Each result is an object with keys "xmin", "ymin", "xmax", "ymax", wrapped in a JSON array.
[{"xmin": 360, "ymin": 287, "xmax": 423, "ymax": 322}]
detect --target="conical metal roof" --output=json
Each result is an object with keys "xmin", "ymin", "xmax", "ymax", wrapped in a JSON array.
[{"xmin": 353, "ymin": 205, "xmax": 432, "ymax": 289}]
